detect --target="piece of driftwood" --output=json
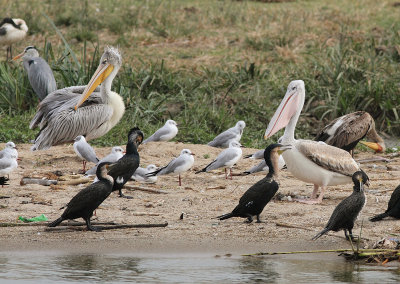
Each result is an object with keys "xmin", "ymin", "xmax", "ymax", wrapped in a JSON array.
[
  {"xmin": 44, "ymin": 222, "xmax": 168, "ymax": 232},
  {"xmin": 206, "ymin": 185, "xmax": 226, "ymax": 190},
  {"xmin": 0, "ymin": 221, "xmax": 116, "ymax": 227},
  {"xmin": 58, "ymin": 178, "xmax": 91, "ymax": 186},
  {"xmin": 50, "ymin": 184, "xmax": 67, "ymax": 191},
  {"xmin": 357, "ymin": 157, "xmax": 391, "ymax": 163},
  {"xmin": 124, "ymin": 185, "xmax": 168, "ymax": 194},
  {"xmin": 130, "ymin": 212, "xmax": 161, "ymax": 216},
  {"xmin": 243, "ymin": 248, "xmax": 398, "ymax": 257},
  {"xmin": 20, "ymin": 178, "xmax": 58, "ymax": 186}
]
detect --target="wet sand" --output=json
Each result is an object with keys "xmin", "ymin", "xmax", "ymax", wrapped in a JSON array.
[{"xmin": 0, "ymin": 142, "xmax": 399, "ymax": 254}]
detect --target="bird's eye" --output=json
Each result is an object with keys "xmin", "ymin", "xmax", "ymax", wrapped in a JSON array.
[
  {"xmin": 102, "ymin": 60, "xmax": 107, "ymax": 64},
  {"xmin": 292, "ymin": 87, "xmax": 296, "ymax": 90}
]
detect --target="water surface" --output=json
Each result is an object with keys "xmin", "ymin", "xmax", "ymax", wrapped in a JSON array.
[{"xmin": 0, "ymin": 251, "xmax": 399, "ymax": 283}]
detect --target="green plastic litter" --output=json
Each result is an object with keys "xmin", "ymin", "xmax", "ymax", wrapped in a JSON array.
[{"xmin": 18, "ymin": 214, "xmax": 48, "ymax": 223}]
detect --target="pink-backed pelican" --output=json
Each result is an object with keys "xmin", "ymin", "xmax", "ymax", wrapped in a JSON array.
[
  {"xmin": 30, "ymin": 46, "xmax": 125, "ymax": 150},
  {"xmin": 264, "ymin": 80, "xmax": 365, "ymax": 204}
]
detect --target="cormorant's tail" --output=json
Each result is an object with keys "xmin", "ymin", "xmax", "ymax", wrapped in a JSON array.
[
  {"xmin": 370, "ymin": 212, "xmax": 389, "ymax": 222},
  {"xmin": 48, "ymin": 217, "xmax": 63, "ymax": 227},
  {"xmin": 312, "ymin": 228, "xmax": 329, "ymax": 240},
  {"xmin": 216, "ymin": 212, "xmax": 234, "ymax": 221}
]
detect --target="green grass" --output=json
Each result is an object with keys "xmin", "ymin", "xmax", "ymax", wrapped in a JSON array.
[{"xmin": 0, "ymin": 0, "xmax": 399, "ymax": 149}]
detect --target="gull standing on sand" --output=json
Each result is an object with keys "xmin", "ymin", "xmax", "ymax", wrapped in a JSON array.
[
  {"xmin": 73, "ymin": 135, "xmax": 99, "ymax": 172},
  {"xmin": 0, "ymin": 151, "xmax": 18, "ymax": 184},
  {"xmin": 85, "ymin": 146, "xmax": 124, "ymax": 176},
  {"xmin": 142, "ymin": 120, "xmax": 178, "ymax": 144},
  {"xmin": 13, "ymin": 46, "xmax": 57, "ymax": 101},
  {"xmin": 207, "ymin": 121, "xmax": 246, "ymax": 148},
  {"xmin": 146, "ymin": 149, "xmax": 194, "ymax": 186},
  {"xmin": 196, "ymin": 141, "xmax": 242, "ymax": 179},
  {"xmin": 132, "ymin": 164, "xmax": 158, "ymax": 183}
]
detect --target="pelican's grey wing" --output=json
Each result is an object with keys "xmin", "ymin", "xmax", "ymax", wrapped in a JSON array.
[
  {"xmin": 206, "ymin": 150, "xmax": 239, "ymax": 171},
  {"xmin": 207, "ymin": 131, "xmax": 237, "ymax": 147},
  {"xmin": 30, "ymin": 86, "xmax": 111, "ymax": 150},
  {"xmin": 24, "ymin": 57, "xmax": 57, "ymax": 101},
  {"xmin": 76, "ymin": 143, "xmax": 98, "ymax": 163},
  {"xmin": 143, "ymin": 127, "xmax": 170, "ymax": 143}
]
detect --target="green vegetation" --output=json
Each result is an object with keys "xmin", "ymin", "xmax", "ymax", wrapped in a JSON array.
[{"xmin": 0, "ymin": 0, "xmax": 399, "ymax": 148}]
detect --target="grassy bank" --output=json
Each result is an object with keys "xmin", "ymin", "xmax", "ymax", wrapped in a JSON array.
[{"xmin": 0, "ymin": 0, "xmax": 399, "ymax": 148}]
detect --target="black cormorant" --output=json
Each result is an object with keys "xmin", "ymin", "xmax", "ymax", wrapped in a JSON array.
[
  {"xmin": 48, "ymin": 162, "xmax": 113, "ymax": 231},
  {"xmin": 107, "ymin": 127, "xmax": 143, "ymax": 198},
  {"xmin": 216, "ymin": 143, "xmax": 291, "ymax": 223},
  {"xmin": 312, "ymin": 171, "xmax": 369, "ymax": 241},
  {"xmin": 370, "ymin": 185, "xmax": 400, "ymax": 222}
]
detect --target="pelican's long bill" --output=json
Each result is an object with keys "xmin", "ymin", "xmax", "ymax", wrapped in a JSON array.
[
  {"xmin": 359, "ymin": 141, "xmax": 383, "ymax": 153},
  {"xmin": 74, "ymin": 62, "xmax": 114, "ymax": 110},
  {"xmin": 264, "ymin": 86, "xmax": 301, "ymax": 140}
]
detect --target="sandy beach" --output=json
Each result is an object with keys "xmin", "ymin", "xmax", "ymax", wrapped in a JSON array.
[{"xmin": 0, "ymin": 141, "xmax": 399, "ymax": 255}]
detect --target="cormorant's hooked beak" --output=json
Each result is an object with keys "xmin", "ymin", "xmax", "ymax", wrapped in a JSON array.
[
  {"xmin": 74, "ymin": 62, "xmax": 114, "ymax": 110},
  {"xmin": 359, "ymin": 141, "xmax": 384, "ymax": 153},
  {"xmin": 277, "ymin": 145, "xmax": 292, "ymax": 155},
  {"xmin": 12, "ymin": 52, "xmax": 24, "ymax": 61},
  {"xmin": 264, "ymin": 89, "xmax": 301, "ymax": 140}
]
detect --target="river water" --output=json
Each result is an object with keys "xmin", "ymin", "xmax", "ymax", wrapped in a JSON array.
[{"xmin": 0, "ymin": 251, "xmax": 399, "ymax": 283}]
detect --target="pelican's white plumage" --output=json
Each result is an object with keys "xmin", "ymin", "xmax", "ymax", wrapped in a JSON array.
[
  {"xmin": 143, "ymin": 120, "xmax": 178, "ymax": 144},
  {"xmin": 30, "ymin": 46, "xmax": 125, "ymax": 150},
  {"xmin": 264, "ymin": 80, "xmax": 364, "ymax": 204},
  {"xmin": 207, "ymin": 121, "xmax": 246, "ymax": 148}
]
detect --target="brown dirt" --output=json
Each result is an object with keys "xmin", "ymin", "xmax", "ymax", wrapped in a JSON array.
[{"xmin": 0, "ymin": 142, "xmax": 399, "ymax": 254}]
